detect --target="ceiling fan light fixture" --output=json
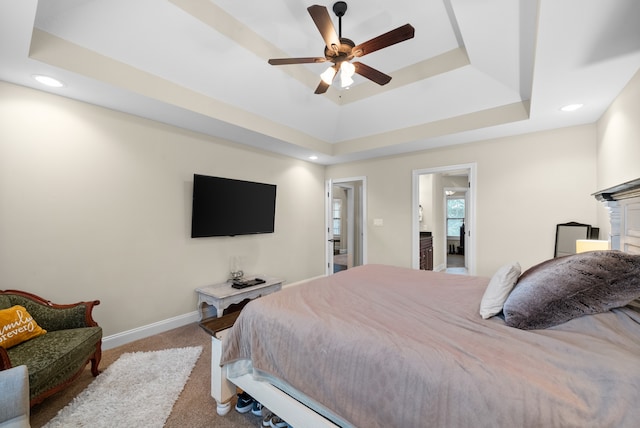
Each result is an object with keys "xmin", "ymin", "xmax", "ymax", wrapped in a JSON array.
[
  {"xmin": 340, "ymin": 61, "xmax": 355, "ymax": 77},
  {"xmin": 320, "ymin": 66, "xmax": 337, "ymax": 85},
  {"xmin": 340, "ymin": 73, "xmax": 354, "ymax": 88},
  {"xmin": 340, "ymin": 61, "xmax": 355, "ymax": 88}
]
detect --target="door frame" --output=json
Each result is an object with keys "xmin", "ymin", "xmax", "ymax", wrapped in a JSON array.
[
  {"xmin": 411, "ymin": 163, "xmax": 477, "ymax": 274},
  {"xmin": 326, "ymin": 177, "xmax": 367, "ymax": 275}
]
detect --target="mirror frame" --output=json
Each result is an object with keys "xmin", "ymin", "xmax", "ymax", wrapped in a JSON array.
[{"xmin": 554, "ymin": 222, "xmax": 592, "ymax": 258}]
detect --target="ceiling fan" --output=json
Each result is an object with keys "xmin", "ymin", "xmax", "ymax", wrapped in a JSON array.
[{"xmin": 268, "ymin": 2, "xmax": 415, "ymax": 94}]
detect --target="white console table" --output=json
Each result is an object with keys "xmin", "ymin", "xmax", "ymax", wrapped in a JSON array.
[{"xmin": 195, "ymin": 276, "xmax": 283, "ymax": 319}]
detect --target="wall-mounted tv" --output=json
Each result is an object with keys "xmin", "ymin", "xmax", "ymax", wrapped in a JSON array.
[{"xmin": 191, "ymin": 174, "xmax": 277, "ymax": 237}]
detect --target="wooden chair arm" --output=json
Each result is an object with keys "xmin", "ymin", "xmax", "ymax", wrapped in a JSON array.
[{"xmin": 0, "ymin": 346, "xmax": 12, "ymax": 370}]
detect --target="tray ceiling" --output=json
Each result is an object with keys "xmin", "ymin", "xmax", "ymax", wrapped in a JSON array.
[{"xmin": 1, "ymin": 0, "xmax": 639, "ymax": 164}]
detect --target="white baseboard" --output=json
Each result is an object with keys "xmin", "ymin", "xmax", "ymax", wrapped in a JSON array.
[
  {"xmin": 283, "ymin": 275, "xmax": 324, "ymax": 289},
  {"xmin": 102, "ymin": 311, "xmax": 200, "ymax": 350},
  {"xmin": 102, "ymin": 274, "xmax": 324, "ymax": 350}
]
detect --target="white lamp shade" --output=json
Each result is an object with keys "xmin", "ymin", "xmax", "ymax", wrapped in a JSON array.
[
  {"xmin": 340, "ymin": 74, "xmax": 354, "ymax": 88},
  {"xmin": 341, "ymin": 61, "xmax": 355, "ymax": 77},
  {"xmin": 320, "ymin": 66, "xmax": 337, "ymax": 85},
  {"xmin": 576, "ymin": 239, "xmax": 610, "ymax": 253},
  {"xmin": 340, "ymin": 61, "xmax": 355, "ymax": 88}
]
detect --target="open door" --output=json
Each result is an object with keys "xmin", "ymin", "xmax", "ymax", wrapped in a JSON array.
[{"xmin": 326, "ymin": 177, "xmax": 367, "ymax": 275}]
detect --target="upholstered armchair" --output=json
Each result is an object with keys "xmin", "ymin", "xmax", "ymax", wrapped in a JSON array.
[
  {"xmin": 0, "ymin": 365, "xmax": 30, "ymax": 428},
  {"xmin": 0, "ymin": 290, "xmax": 102, "ymax": 406}
]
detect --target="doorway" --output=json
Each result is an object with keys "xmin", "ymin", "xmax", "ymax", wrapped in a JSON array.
[
  {"xmin": 411, "ymin": 163, "xmax": 476, "ymax": 274},
  {"xmin": 326, "ymin": 177, "xmax": 367, "ymax": 275}
]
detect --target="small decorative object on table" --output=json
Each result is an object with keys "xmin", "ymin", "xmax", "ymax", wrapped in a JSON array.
[{"xmin": 229, "ymin": 256, "xmax": 244, "ymax": 280}]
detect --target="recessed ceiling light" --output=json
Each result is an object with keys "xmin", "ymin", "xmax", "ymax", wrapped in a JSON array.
[
  {"xmin": 309, "ymin": 155, "xmax": 318, "ymax": 160},
  {"xmin": 32, "ymin": 75, "xmax": 65, "ymax": 88},
  {"xmin": 560, "ymin": 103, "xmax": 584, "ymax": 112}
]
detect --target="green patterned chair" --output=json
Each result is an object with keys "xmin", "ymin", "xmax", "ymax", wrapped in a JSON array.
[{"xmin": 0, "ymin": 290, "xmax": 102, "ymax": 407}]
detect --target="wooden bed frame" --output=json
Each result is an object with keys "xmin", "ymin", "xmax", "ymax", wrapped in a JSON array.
[{"xmin": 208, "ymin": 178, "xmax": 640, "ymax": 427}]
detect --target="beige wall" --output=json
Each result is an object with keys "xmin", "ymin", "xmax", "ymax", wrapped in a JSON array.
[
  {"xmin": 327, "ymin": 124, "xmax": 599, "ymax": 276},
  {"xmin": 596, "ymin": 69, "xmax": 640, "ymax": 238},
  {"xmin": 0, "ymin": 82, "xmax": 326, "ymax": 336},
  {"xmin": 2, "ymin": 68, "xmax": 638, "ymax": 337}
]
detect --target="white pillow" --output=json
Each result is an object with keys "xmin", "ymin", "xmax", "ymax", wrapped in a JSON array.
[{"xmin": 479, "ymin": 262, "xmax": 521, "ymax": 319}]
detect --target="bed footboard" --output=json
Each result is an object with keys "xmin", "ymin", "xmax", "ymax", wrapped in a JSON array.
[
  {"xmin": 210, "ymin": 333, "xmax": 236, "ymax": 415},
  {"xmin": 211, "ymin": 333, "xmax": 345, "ymax": 427}
]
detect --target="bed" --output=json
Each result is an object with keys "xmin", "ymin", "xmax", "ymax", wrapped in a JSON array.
[{"xmin": 210, "ymin": 180, "xmax": 640, "ymax": 427}]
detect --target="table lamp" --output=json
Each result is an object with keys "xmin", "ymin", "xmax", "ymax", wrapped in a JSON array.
[{"xmin": 576, "ymin": 239, "xmax": 610, "ymax": 253}]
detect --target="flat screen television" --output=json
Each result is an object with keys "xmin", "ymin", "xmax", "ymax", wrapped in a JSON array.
[{"xmin": 191, "ymin": 174, "xmax": 277, "ymax": 237}]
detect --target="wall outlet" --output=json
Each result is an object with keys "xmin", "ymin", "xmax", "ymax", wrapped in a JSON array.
[{"xmin": 373, "ymin": 218, "xmax": 384, "ymax": 226}]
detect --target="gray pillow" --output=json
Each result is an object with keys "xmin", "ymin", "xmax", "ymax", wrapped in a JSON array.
[{"xmin": 503, "ymin": 250, "xmax": 640, "ymax": 329}]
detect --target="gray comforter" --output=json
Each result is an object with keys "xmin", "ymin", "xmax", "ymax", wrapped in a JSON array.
[{"xmin": 221, "ymin": 264, "xmax": 640, "ymax": 427}]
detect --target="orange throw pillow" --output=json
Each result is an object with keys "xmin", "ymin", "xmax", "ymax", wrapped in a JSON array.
[{"xmin": 0, "ymin": 305, "xmax": 47, "ymax": 348}]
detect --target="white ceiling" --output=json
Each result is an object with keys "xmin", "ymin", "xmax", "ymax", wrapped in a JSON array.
[{"xmin": 1, "ymin": 0, "xmax": 639, "ymax": 165}]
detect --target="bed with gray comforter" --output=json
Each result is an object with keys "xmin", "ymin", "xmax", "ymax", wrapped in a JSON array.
[{"xmin": 221, "ymin": 261, "xmax": 640, "ymax": 427}]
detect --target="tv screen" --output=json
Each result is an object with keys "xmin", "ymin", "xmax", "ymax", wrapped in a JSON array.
[{"xmin": 191, "ymin": 174, "xmax": 277, "ymax": 237}]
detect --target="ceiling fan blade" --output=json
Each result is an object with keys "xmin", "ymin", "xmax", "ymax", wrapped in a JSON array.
[
  {"xmin": 314, "ymin": 80, "xmax": 331, "ymax": 94},
  {"xmin": 352, "ymin": 23, "xmax": 415, "ymax": 58},
  {"xmin": 353, "ymin": 62, "xmax": 392, "ymax": 85},
  {"xmin": 268, "ymin": 57, "xmax": 327, "ymax": 65},
  {"xmin": 307, "ymin": 5, "xmax": 340, "ymax": 53}
]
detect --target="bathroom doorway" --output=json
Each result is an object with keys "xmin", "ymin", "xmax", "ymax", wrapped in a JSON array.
[{"xmin": 412, "ymin": 163, "xmax": 476, "ymax": 274}]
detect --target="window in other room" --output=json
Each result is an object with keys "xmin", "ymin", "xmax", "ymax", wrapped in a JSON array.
[
  {"xmin": 447, "ymin": 197, "xmax": 465, "ymax": 237},
  {"xmin": 332, "ymin": 199, "xmax": 342, "ymax": 235}
]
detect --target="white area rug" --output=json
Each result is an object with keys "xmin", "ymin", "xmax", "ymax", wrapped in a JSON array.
[{"xmin": 44, "ymin": 346, "xmax": 202, "ymax": 428}]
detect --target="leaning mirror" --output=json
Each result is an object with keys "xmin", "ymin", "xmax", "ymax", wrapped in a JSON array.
[{"xmin": 554, "ymin": 222, "xmax": 591, "ymax": 258}]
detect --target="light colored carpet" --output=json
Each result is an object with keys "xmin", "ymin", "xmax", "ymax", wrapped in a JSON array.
[
  {"xmin": 30, "ymin": 323, "xmax": 257, "ymax": 428},
  {"xmin": 43, "ymin": 346, "xmax": 202, "ymax": 428}
]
